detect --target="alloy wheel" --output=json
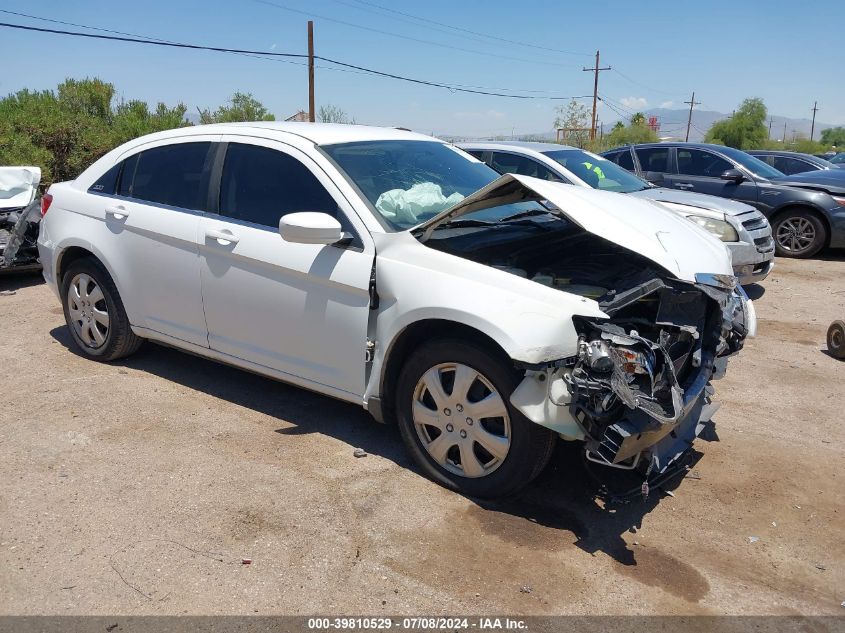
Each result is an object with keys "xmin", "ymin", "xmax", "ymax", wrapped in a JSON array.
[
  {"xmin": 412, "ymin": 362, "xmax": 511, "ymax": 478},
  {"xmin": 67, "ymin": 273, "xmax": 110, "ymax": 348},
  {"xmin": 776, "ymin": 216, "xmax": 816, "ymax": 254}
]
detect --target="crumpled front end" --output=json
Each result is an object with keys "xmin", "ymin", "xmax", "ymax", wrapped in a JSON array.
[{"xmin": 511, "ymin": 271, "xmax": 753, "ymax": 481}]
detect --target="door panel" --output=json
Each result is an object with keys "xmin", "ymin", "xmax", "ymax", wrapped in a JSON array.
[
  {"xmin": 664, "ymin": 148, "xmax": 759, "ymax": 206},
  {"xmin": 199, "ymin": 139, "xmax": 373, "ymax": 396},
  {"xmin": 100, "ymin": 139, "xmax": 216, "ymax": 347}
]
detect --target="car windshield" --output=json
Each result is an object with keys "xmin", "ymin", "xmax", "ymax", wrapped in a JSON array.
[
  {"xmin": 542, "ymin": 149, "xmax": 650, "ymax": 193},
  {"xmin": 322, "ymin": 140, "xmax": 548, "ymax": 231},
  {"xmin": 717, "ymin": 146, "xmax": 785, "ymax": 179}
]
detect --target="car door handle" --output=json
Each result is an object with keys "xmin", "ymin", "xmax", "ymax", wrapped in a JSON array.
[
  {"xmin": 105, "ymin": 206, "xmax": 129, "ymax": 220},
  {"xmin": 205, "ymin": 228, "xmax": 239, "ymax": 245},
  {"xmin": 674, "ymin": 183, "xmax": 694, "ymax": 189}
]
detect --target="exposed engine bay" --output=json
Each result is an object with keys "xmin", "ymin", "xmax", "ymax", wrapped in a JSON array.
[{"xmin": 427, "ymin": 219, "xmax": 754, "ymax": 490}]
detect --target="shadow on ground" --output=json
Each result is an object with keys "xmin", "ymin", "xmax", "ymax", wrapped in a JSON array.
[
  {"xmin": 0, "ymin": 270, "xmax": 43, "ymax": 292},
  {"xmin": 51, "ymin": 326, "xmax": 703, "ymax": 566}
]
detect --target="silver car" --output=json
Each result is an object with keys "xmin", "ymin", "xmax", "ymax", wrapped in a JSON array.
[{"xmin": 459, "ymin": 141, "xmax": 774, "ymax": 284}]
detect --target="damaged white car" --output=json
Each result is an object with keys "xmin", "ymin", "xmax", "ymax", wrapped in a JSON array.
[
  {"xmin": 38, "ymin": 123, "xmax": 755, "ymax": 498},
  {"xmin": 1, "ymin": 166, "xmax": 43, "ymax": 272}
]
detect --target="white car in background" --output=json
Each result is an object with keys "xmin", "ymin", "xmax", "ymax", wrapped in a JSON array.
[
  {"xmin": 458, "ymin": 141, "xmax": 775, "ymax": 285},
  {"xmin": 38, "ymin": 123, "xmax": 754, "ymax": 498}
]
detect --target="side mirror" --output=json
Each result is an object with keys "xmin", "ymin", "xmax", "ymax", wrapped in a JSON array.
[
  {"xmin": 279, "ymin": 212, "xmax": 344, "ymax": 245},
  {"xmin": 720, "ymin": 168, "xmax": 745, "ymax": 183}
]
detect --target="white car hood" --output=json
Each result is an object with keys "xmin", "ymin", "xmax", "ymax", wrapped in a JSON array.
[
  {"xmin": 417, "ymin": 174, "xmax": 732, "ymax": 283},
  {"xmin": 0, "ymin": 167, "xmax": 41, "ymax": 210},
  {"xmin": 629, "ymin": 187, "xmax": 757, "ymax": 216}
]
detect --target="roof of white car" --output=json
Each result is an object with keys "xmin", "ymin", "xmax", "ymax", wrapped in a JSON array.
[
  {"xmin": 458, "ymin": 140, "xmax": 578, "ymax": 154},
  {"xmin": 166, "ymin": 121, "xmax": 436, "ymax": 146}
]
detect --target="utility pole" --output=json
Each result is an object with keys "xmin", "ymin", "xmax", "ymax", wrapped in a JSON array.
[
  {"xmin": 683, "ymin": 91, "xmax": 700, "ymax": 142},
  {"xmin": 307, "ymin": 21, "xmax": 315, "ymax": 123},
  {"xmin": 768, "ymin": 118, "xmax": 773, "ymax": 140},
  {"xmin": 783, "ymin": 122, "xmax": 787, "ymax": 144},
  {"xmin": 599, "ymin": 122, "xmax": 603, "ymax": 140},
  {"xmin": 810, "ymin": 101, "xmax": 819, "ymax": 141},
  {"xmin": 583, "ymin": 50, "xmax": 610, "ymax": 141}
]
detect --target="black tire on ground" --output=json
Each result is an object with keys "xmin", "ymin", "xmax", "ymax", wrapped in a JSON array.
[
  {"xmin": 395, "ymin": 338, "xmax": 556, "ymax": 499},
  {"xmin": 772, "ymin": 209, "xmax": 827, "ymax": 258},
  {"xmin": 60, "ymin": 256, "xmax": 143, "ymax": 361},
  {"xmin": 827, "ymin": 320, "xmax": 845, "ymax": 360}
]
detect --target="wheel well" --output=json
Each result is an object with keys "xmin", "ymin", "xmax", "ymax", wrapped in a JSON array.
[
  {"xmin": 56, "ymin": 246, "xmax": 97, "ymax": 284},
  {"xmin": 378, "ymin": 319, "xmax": 513, "ymax": 424},
  {"xmin": 772, "ymin": 206, "xmax": 832, "ymax": 246}
]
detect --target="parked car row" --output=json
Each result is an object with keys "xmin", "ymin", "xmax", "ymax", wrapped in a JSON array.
[
  {"xmin": 37, "ymin": 122, "xmax": 755, "ymax": 498},
  {"xmin": 748, "ymin": 150, "xmax": 841, "ymax": 175},
  {"xmin": 458, "ymin": 141, "xmax": 774, "ymax": 284},
  {"xmin": 602, "ymin": 143, "xmax": 845, "ymax": 258}
]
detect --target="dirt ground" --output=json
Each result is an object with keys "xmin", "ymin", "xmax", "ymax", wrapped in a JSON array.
[{"xmin": 0, "ymin": 253, "xmax": 843, "ymax": 616}]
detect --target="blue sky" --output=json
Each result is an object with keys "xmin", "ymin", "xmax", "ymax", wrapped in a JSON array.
[{"xmin": 1, "ymin": 0, "xmax": 843, "ymax": 137}]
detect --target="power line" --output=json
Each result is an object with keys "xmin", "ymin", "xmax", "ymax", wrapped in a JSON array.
[
  {"xmin": 336, "ymin": 0, "xmax": 592, "ymax": 57},
  {"xmin": 0, "ymin": 21, "xmax": 592, "ymax": 101},
  {"xmin": 0, "ymin": 8, "xmax": 307, "ymax": 67},
  {"xmin": 611, "ymin": 68, "xmax": 685, "ymax": 98},
  {"xmin": 252, "ymin": 0, "xmax": 580, "ymax": 68}
]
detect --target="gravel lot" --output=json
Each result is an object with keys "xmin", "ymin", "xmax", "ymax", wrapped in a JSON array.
[{"xmin": 0, "ymin": 254, "xmax": 843, "ymax": 616}]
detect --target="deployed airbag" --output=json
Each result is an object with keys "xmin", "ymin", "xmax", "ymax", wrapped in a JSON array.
[{"xmin": 375, "ymin": 182, "xmax": 464, "ymax": 225}]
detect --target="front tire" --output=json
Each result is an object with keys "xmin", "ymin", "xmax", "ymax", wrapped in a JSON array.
[
  {"xmin": 61, "ymin": 257, "xmax": 142, "ymax": 361},
  {"xmin": 773, "ymin": 209, "xmax": 827, "ymax": 258},
  {"xmin": 395, "ymin": 339, "xmax": 556, "ymax": 499}
]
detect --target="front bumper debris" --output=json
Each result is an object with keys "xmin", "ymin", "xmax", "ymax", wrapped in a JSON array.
[{"xmin": 510, "ymin": 273, "xmax": 753, "ymax": 480}]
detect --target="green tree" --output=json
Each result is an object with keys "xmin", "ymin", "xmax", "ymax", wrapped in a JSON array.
[
  {"xmin": 630, "ymin": 112, "xmax": 646, "ymax": 126},
  {"xmin": 704, "ymin": 98, "xmax": 768, "ymax": 149},
  {"xmin": 593, "ymin": 115, "xmax": 658, "ymax": 151},
  {"xmin": 554, "ymin": 99, "xmax": 590, "ymax": 147},
  {"xmin": 199, "ymin": 92, "xmax": 275, "ymax": 124},
  {"xmin": 820, "ymin": 126, "xmax": 845, "ymax": 149},
  {"xmin": 0, "ymin": 77, "xmax": 190, "ymax": 185},
  {"xmin": 318, "ymin": 104, "xmax": 354, "ymax": 124}
]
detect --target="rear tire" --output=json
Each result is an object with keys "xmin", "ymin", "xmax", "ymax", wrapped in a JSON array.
[
  {"xmin": 60, "ymin": 257, "xmax": 142, "ymax": 361},
  {"xmin": 395, "ymin": 339, "xmax": 556, "ymax": 499},
  {"xmin": 772, "ymin": 209, "xmax": 827, "ymax": 258}
]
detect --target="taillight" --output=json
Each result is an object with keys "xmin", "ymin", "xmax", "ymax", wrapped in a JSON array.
[{"xmin": 41, "ymin": 193, "xmax": 53, "ymax": 216}]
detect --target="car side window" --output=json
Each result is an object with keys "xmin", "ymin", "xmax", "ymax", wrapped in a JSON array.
[
  {"xmin": 490, "ymin": 152, "xmax": 561, "ymax": 181},
  {"xmin": 615, "ymin": 149, "xmax": 635, "ymax": 171},
  {"xmin": 465, "ymin": 150, "xmax": 486, "ymax": 160},
  {"xmin": 634, "ymin": 147, "xmax": 670, "ymax": 173},
  {"xmin": 117, "ymin": 142, "xmax": 214, "ymax": 211},
  {"xmin": 88, "ymin": 163, "xmax": 122, "ymax": 195},
  {"xmin": 772, "ymin": 156, "xmax": 812, "ymax": 175},
  {"xmin": 219, "ymin": 143, "xmax": 358, "ymax": 240},
  {"xmin": 676, "ymin": 148, "xmax": 732, "ymax": 177}
]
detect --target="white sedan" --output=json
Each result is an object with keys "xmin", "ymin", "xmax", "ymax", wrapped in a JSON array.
[{"xmin": 38, "ymin": 123, "xmax": 754, "ymax": 498}]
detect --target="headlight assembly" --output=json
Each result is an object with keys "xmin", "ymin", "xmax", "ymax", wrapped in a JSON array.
[{"xmin": 687, "ymin": 215, "xmax": 739, "ymax": 242}]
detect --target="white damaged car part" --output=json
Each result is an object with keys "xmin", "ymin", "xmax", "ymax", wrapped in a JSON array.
[
  {"xmin": 0, "ymin": 166, "xmax": 42, "ymax": 271},
  {"xmin": 412, "ymin": 174, "xmax": 754, "ymax": 491}
]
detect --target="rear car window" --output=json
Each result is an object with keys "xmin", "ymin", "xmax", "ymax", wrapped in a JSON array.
[
  {"xmin": 118, "ymin": 142, "xmax": 213, "ymax": 211},
  {"xmin": 88, "ymin": 163, "xmax": 122, "ymax": 195},
  {"xmin": 490, "ymin": 152, "xmax": 561, "ymax": 181},
  {"xmin": 635, "ymin": 147, "xmax": 670, "ymax": 173},
  {"xmin": 616, "ymin": 149, "xmax": 635, "ymax": 171}
]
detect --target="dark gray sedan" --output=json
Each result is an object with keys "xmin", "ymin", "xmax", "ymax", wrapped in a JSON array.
[{"xmin": 603, "ymin": 142, "xmax": 845, "ymax": 258}]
